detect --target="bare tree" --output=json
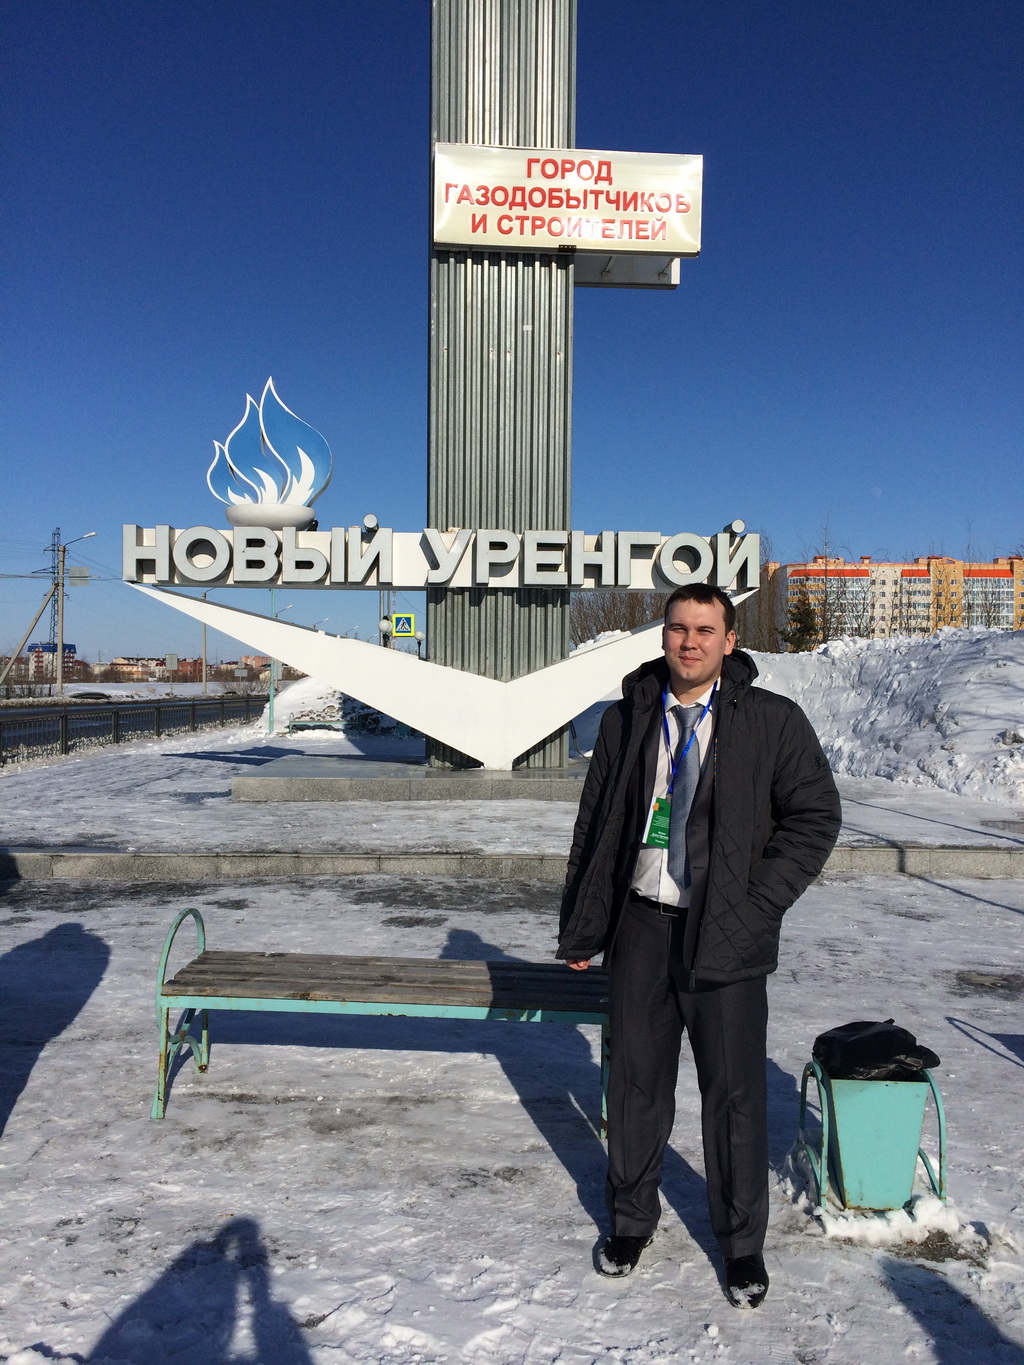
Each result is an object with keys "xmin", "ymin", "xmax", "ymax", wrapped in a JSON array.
[
  {"xmin": 795, "ymin": 517, "xmax": 871, "ymax": 642},
  {"xmin": 733, "ymin": 531, "xmax": 784, "ymax": 652},
  {"xmin": 815, "ymin": 519, "xmax": 855, "ymax": 641},
  {"xmin": 958, "ymin": 532, "xmax": 1012, "ymax": 629},
  {"xmin": 569, "ymin": 591, "xmax": 666, "ymax": 647},
  {"xmin": 964, "ymin": 574, "xmax": 1009, "ymax": 628},
  {"xmin": 888, "ymin": 574, "xmax": 916, "ymax": 636}
]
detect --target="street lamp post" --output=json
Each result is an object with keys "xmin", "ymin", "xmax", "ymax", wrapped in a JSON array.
[
  {"xmin": 201, "ymin": 591, "xmax": 208, "ymax": 695},
  {"xmin": 414, "ymin": 629, "xmax": 425, "ymax": 659},
  {"xmin": 378, "ymin": 615, "xmax": 393, "ymax": 648},
  {"xmin": 267, "ymin": 599, "xmax": 294, "ymax": 734},
  {"xmin": 55, "ymin": 532, "xmax": 95, "ymax": 696}
]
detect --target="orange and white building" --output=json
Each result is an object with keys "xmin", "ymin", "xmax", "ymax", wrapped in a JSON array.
[{"xmin": 783, "ymin": 555, "xmax": 1024, "ymax": 637}]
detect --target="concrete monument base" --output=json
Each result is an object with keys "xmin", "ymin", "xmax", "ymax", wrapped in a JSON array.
[{"xmin": 231, "ymin": 755, "xmax": 589, "ymax": 802}]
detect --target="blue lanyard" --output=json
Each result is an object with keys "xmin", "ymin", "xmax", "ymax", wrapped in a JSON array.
[{"xmin": 661, "ymin": 682, "xmax": 717, "ymax": 797}]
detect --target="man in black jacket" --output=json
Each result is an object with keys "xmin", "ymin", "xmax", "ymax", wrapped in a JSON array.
[{"xmin": 558, "ymin": 584, "xmax": 840, "ymax": 1306}]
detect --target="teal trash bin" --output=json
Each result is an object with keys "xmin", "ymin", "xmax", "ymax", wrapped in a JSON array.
[{"xmin": 796, "ymin": 1060, "xmax": 946, "ymax": 1210}]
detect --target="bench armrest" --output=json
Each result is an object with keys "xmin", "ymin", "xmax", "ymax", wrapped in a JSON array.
[{"xmin": 156, "ymin": 909, "xmax": 207, "ymax": 1017}]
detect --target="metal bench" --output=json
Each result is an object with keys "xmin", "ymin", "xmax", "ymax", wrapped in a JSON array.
[
  {"xmin": 152, "ymin": 909, "xmax": 610, "ymax": 1127},
  {"xmin": 286, "ymin": 715, "xmax": 345, "ymax": 734}
]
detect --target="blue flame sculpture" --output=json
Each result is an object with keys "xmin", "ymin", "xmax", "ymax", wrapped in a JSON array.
[{"xmin": 207, "ymin": 378, "xmax": 333, "ymax": 528}]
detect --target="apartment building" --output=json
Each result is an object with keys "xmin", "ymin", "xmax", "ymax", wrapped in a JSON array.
[
  {"xmin": 26, "ymin": 641, "xmax": 79, "ymax": 680},
  {"xmin": 784, "ymin": 555, "xmax": 1024, "ymax": 637}
]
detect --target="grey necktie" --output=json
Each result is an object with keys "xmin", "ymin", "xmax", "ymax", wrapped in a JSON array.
[{"xmin": 667, "ymin": 705, "xmax": 700, "ymax": 888}]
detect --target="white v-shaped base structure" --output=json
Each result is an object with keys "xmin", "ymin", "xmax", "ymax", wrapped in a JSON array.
[{"xmin": 133, "ymin": 585, "xmax": 662, "ymax": 769}]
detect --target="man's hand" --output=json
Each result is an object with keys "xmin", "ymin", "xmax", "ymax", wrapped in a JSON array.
[{"xmin": 566, "ymin": 958, "xmax": 591, "ymax": 971}]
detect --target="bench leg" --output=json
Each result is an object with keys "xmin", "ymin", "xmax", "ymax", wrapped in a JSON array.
[
  {"xmin": 152, "ymin": 1005, "xmax": 173, "ymax": 1120},
  {"xmin": 151, "ymin": 1007, "xmax": 209, "ymax": 1120},
  {"xmin": 600, "ymin": 1021, "xmax": 610, "ymax": 1142}
]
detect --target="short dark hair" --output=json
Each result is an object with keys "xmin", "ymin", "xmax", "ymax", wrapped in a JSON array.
[{"xmin": 664, "ymin": 584, "xmax": 736, "ymax": 633}]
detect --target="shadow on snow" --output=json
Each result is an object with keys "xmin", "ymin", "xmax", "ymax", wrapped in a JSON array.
[
  {"xmin": 947, "ymin": 1015, "xmax": 1024, "ymax": 1068},
  {"xmin": 82, "ymin": 1217, "xmax": 314, "ymax": 1365},
  {"xmin": 0, "ymin": 921, "xmax": 110, "ymax": 1140},
  {"xmin": 883, "ymin": 1257, "xmax": 1024, "ymax": 1364}
]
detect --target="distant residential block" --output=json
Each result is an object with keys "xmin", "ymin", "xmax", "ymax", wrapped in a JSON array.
[{"xmin": 782, "ymin": 555, "xmax": 1024, "ymax": 637}]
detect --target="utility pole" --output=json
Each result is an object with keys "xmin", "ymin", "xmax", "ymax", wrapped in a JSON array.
[
  {"xmin": 54, "ymin": 532, "xmax": 96, "ymax": 697},
  {"xmin": 56, "ymin": 541, "xmax": 66, "ymax": 695},
  {"xmin": 48, "ymin": 527, "xmax": 60, "ymax": 685}
]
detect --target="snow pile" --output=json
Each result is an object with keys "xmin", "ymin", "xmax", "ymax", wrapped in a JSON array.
[
  {"xmin": 754, "ymin": 628, "xmax": 1024, "ymax": 803},
  {"xmin": 817, "ymin": 1194, "xmax": 965, "ymax": 1248},
  {"xmin": 262, "ymin": 678, "xmax": 342, "ymax": 730},
  {"xmin": 262, "ymin": 678, "xmax": 396, "ymax": 736},
  {"xmin": 568, "ymin": 629, "xmax": 630, "ymax": 655},
  {"xmin": 784, "ymin": 1154, "xmax": 972, "ymax": 1248}
]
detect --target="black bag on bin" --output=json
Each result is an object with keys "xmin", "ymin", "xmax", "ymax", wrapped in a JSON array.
[{"xmin": 812, "ymin": 1019, "xmax": 940, "ymax": 1081}]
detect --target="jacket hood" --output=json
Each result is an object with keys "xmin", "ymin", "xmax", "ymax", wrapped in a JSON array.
[{"xmin": 621, "ymin": 646, "xmax": 759, "ymax": 703}]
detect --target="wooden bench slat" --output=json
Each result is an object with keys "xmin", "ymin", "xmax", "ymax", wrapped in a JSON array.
[
  {"xmin": 165, "ymin": 953, "xmax": 603, "ymax": 988},
  {"xmin": 165, "ymin": 960, "xmax": 604, "ymax": 985},
  {"xmin": 162, "ymin": 951, "xmax": 609, "ymax": 1009},
  {"xmin": 165, "ymin": 955, "xmax": 606, "ymax": 977},
  {"xmin": 179, "ymin": 951, "xmax": 577, "ymax": 978}
]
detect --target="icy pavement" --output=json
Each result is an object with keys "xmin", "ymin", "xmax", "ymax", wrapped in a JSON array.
[
  {"xmin": 0, "ymin": 871, "xmax": 1022, "ymax": 1363},
  {"xmin": 1, "ymin": 727, "xmax": 1022, "ymax": 855}
]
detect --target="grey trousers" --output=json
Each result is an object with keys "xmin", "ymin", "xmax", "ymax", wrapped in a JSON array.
[{"xmin": 606, "ymin": 895, "xmax": 769, "ymax": 1258}]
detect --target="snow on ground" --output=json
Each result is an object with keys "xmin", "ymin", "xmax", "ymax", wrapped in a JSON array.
[
  {"xmin": 0, "ymin": 871, "xmax": 1022, "ymax": 1363},
  {"xmin": 1, "ymin": 631, "xmax": 1023, "ymax": 1362},
  {"xmin": 752, "ymin": 628, "xmax": 1024, "ymax": 805},
  {"xmin": 1, "ymin": 725, "xmax": 1022, "ymax": 855}
]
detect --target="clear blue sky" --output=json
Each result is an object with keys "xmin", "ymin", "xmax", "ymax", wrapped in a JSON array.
[{"xmin": 3, "ymin": 0, "xmax": 1021, "ymax": 662}]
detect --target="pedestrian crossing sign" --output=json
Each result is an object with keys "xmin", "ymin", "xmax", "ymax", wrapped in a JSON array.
[{"xmin": 392, "ymin": 613, "xmax": 415, "ymax": 637}]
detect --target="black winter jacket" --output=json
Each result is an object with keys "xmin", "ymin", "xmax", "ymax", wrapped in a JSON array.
[{"xmin": 557, "ymin": 649, "xmax": 841, "ymax": 983}]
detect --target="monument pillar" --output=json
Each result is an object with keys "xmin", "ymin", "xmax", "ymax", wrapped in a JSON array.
[{"xmin": 428, "ymin": 0, "xmax": 575, "ymax": 767}]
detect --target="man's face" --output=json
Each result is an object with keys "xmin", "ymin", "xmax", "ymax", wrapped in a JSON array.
[{"xmin": 662, "ymin": 597, "xmax": 736, "ymax": 697}]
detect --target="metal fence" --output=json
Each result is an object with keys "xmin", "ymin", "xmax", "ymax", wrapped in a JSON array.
[{"xmin": 0, "ymin": 695, "xmax": 268, "ymax": 766}]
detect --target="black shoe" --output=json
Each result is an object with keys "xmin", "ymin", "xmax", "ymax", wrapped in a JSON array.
[
  {"xmin": 725, "ymin": 1253, "xmax": 769, "ymax": 1308},
  {"xmin": 597, "ymin": 1234, "xmax": 653, "ymax": 1277}
]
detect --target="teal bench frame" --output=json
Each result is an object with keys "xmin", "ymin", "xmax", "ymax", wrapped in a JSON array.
[{"xmin": 153, "ymin": 909, "xmax": 611, "ymax": 1130}]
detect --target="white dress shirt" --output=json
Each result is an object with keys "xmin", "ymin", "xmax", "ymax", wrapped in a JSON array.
[{"xmin": 630, "ymin": 680, "xmax": 717, "ymax": 907}]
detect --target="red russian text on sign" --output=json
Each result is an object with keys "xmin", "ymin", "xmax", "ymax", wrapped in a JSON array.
[{"xmin": 434, "ymin": 143, "xmax": 702, "ymax": 258}]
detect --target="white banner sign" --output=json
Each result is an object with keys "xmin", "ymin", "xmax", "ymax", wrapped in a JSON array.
[{"xmin": 433, "ymin": 143, "xmax": 703, "ymax": 257}]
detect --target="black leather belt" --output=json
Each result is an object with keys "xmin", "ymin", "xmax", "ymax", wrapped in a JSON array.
[{"xmin": 629, "ymin": 891, "xmax": 682, "ymax": 918}]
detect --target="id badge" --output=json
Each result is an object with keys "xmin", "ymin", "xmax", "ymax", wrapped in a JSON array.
[{"xmin": 642, "ymin": 794, "xmax": 672, "ymax": 848}]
